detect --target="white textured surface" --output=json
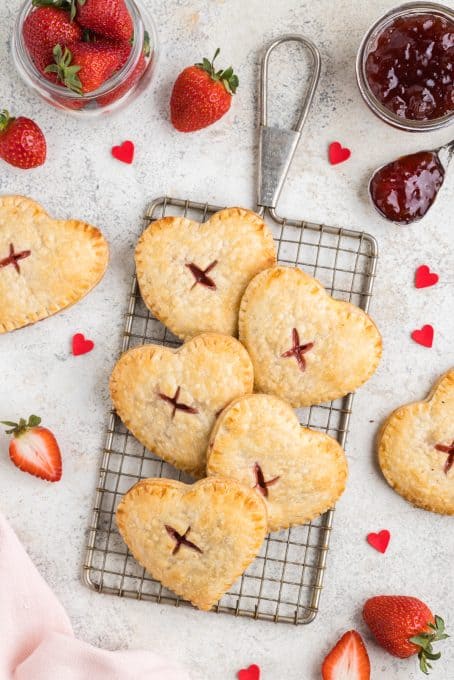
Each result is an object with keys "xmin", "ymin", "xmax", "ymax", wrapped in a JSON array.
[{"xmin": 0, "ymin": 1, "xmax": 453, "ymax": 678}]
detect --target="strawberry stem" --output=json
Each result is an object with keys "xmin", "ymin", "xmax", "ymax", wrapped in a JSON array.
[
  {"xmin": 1, "ymin": 415, "xmax": 42, "ymax": 437},
  {"xmin": 409, "ymin": 615, "xmax": 449, "ymax": 675},
  {"xmin": 45, "ymin": 44, "xmax": 83, "ymax": 95},
  {"xmin": 0, "ymin": 110, "xmax": 12, "ymax": 133},
  {"xmin": 31, "ymin": 0, "xmax": 86, "ymax": 21},
  {"xmin": 195, "ymin": 48, "xmax": 239, "ymax": 95}
]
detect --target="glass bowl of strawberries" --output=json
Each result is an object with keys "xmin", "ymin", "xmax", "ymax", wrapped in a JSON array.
[{"xmin": 12, "ymin": 0, "xmax": 158, "ymax": 116}]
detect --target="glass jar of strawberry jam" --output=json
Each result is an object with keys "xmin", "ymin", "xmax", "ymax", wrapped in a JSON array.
[
  {"xmin": 12, "ymin": 0, "xmax": 158, "ymax": 117},
  {"xmin": 357, "ymin": 2, "xmax": 454, "ymax": 131}
]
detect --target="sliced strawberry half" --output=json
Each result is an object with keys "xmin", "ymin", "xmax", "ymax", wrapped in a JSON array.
[
  {"xmin": 2, "ymin": 415, "xmax": 62, "ymax": 482},
  {"xmin": 322, "ymin": 630, "xmax": 371, "ymax": 680}
]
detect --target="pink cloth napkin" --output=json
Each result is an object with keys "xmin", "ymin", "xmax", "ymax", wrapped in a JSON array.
[{"xmin": 0, "ymin": 513, "xmax": 190, "ymax": 680}]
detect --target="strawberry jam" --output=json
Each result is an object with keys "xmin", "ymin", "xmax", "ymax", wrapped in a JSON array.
[
  {"xmin": 365, "ymin": 13, "xmax": 454, "ymax": 121},
  {"xmin": 369, "ymin": 150, "xmax": 445, "ymax": 223}
]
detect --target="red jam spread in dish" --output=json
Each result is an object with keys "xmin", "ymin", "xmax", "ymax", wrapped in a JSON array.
[
  {"xmin": 365, "ymin": 13, "xmax": 454, "ymax": 121},
  {"xmin": 369, "ymin": 150, "xmax": 445, "ymax": 224}
]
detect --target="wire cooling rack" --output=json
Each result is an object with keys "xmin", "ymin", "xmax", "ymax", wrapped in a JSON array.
[{"xmin": 83, "ymin": 196, "xmax": 378, "ymax": 624}]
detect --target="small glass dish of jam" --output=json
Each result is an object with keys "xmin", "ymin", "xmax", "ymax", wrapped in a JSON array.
[{"xmin": 356, "ymin": 2, "xmax": 454, "ymax": 132}]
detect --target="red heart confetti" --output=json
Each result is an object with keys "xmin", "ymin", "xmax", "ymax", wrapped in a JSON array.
[
  {"xmin": 367, "ymin": 530, "xmax": 391, "ymax": 554},
  {"xmin": 415, "ymin": 265, "xmax": 439, "ymax": 289},
  {"xmin": 238, "ymin": 665, "xmax": 260, "ymax": 680},
  {"xmin": 72, "ymin": 333, "xmax": 95, "ymax": 356},
  {"xmin": 112, "ymin": 140, "xmax": 134, "ymax": 164},
  {"xmin": 329, "ymin": 141, "xmax": 351, "ymax": 165},
  {"xmin": 411, "ymin": 325, "xmax": 434, "ymax": 348}
]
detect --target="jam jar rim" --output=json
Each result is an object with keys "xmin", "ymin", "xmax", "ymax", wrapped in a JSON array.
[
  {"xmin": 356, "ymin": 1, "xmax": 454, "ymax": 132},
  {"xmin": 12, "ymin": 0, "xmax": 158, "ymax": 103}
]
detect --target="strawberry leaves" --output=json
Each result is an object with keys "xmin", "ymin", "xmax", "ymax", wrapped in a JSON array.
[
  {"xmin": 195, "ymin": 48, "xmax": 239, "ymax": 95},
  {"xmin": 32, "ymin": 0, "xmax": 86, "ymax": 22},
  {"xmin": 45, "ymin": 44, "xmax": 83, "ymax": 94},
  {"xmin": 2, "ymin": 415, "xmax": 42, "ymax": 436},
  {"xmin": 0, "ymin": 110, "xmax": 13, "ymax": 133},
  {"xmin": 409, "ymin": 616, "xmax": 449, "ymax": 675}
]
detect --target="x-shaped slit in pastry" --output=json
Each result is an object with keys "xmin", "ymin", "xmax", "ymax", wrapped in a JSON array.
[
  {"xmin": 253, "ymin": 462, "xmax": 280, "ymax": 498},
  {"xmin": 186, "ymin": 261, "xmax": 218, "ymax": 290},
  {"xmin": 0, "ymin": 243, "xmax": 31, "ymax": 274},
  {"xmin": 435, "ymin": 440, "xmax": 454, "ymax": 474},
  {"xmin": 281, "ymin": 328, "xmax": 314, "ymax": 372},
  {"xmin": 158, "ymin": 386, "xmax": 199, "ymax": 419},
  {"xmin": 165, "ymin": 525, "xmax": 203, "ymax": 555}
]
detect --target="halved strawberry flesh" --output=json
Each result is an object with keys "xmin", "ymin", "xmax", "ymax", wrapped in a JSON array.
[
  {"xmin": 9, "ymin": 427, "xmax": 62, "ymax": 482},
  {"xmin": 322, "ymin": 630, "xmax": 371, "ymax": 680}
]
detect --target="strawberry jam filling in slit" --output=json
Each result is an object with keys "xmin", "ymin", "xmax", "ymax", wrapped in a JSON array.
[
  {"xmin": 0, "ymin": 243, "xmax": 31, "ymax": 273},
  {"xmin": 253, "ymin": 462, "xmax": 280, "ymax": 498},
  {"xmin": 435, "ymin": 441, "xmax": 454, "ymax": 474},
  {"xmin": 158, "ymin": 386, "xmax": 199, "ymax": 419},
  {"xmin": 165, "ymin": 525, "xmax": 203, "ymax": 555},
  {"xmin": 281, "ymin": 328, "xmax": 314, "ymax": 372},
  {"xmin": 186, "ymin": 260, "xmax": 218, "ymax": 289}
]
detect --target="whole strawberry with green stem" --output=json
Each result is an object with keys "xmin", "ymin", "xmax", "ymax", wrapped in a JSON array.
[
  {"xmin": 0, "ymin": 111, "xmax": 46, "ymax": 169},
  {"xmin": 170, "ymin": 48, "xmax": 239, "ymax": 132},
  {"xmin": 2, "ymin": 415, "xmax": 62, "ymax": 482},
  {"xmin": 45, "ymin": 42, "xmax": 124, "ymax": 94},
  {"xmin": 32, "ymin": 0, "xmax": 133, "ymax": 41},
  {"xmin": 23, "ymin": 6, "xmax": 82, "ymax": 74},
  {"xmin": 363, "ymin": 596, "xmax": 449, "ymax": 674}
]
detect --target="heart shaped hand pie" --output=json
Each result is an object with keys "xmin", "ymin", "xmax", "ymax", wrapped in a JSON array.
[
  {"xmin": 0, "ymin": 196, "xmax": 108, "ymax": 333},
  {"xmin": 239, "ymin": 267, "xmax": 382, "ymax": 407},
  {"xmin": 110, "ymin": 333, "xmax": 254, "ymax": 477},
  {"xmin": 378, "ymin": 369, "xmax": 454, "ymax": 515},
  {"xmin": 116, "ymin": 477, "xmax": 267, "ymax": 611},
  {"xmin": 135, "ymin": 208, "xmax": 276, "ymax": 340},
  {"xmin": 207, "ymin": 394, "xmax": 348, "ymax": 531}
]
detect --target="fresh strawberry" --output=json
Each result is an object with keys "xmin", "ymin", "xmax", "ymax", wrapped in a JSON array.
[
  {"xmin": 363, "ymin": 596, "xmax": 448, "ymax": 674},
  {"xmin": 74, "ymin": 0, "xmax": 133, "ymax": 41},
  {"xmin": 23, "ymin": 6, "xmax": 82, "ymax": 74},
  {"xmin": 97, "ymin": 33, "xmax": 151, "ymax": 107},
  {"xmin": 170, "ymin": 48, "xmax": 239, "ymax": 132},
  {"xmin": 45, "ymin": 41, "xmax": 124, "ymax": 94},
  {"xmin": 2, "ymin": 415, "xmax": 62, "ymax": 482},
  {"xmin": 32, "ymin": 0, "xmax": 133, "ymax": 39},
  {"xmin": 322, "ymin": 630, "xmax": 371, "ymax": 680},
  {"xmin": 0, "ymin": 111, "xmax": 46, "ymax": 169}
]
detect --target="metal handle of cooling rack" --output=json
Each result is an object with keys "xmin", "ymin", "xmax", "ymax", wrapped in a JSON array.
[{"xmin": 257, "ymin": 35, "xmax": 321, "ymax": 212}]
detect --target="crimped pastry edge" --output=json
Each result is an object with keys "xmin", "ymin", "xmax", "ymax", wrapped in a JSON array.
[
  {"xmin": 0, "ymin": 195, "xmax": 109, "ymax": 333},
  {"xmin": 110, "ymin": 333, "xmax": 254, "ymax": 478},
  {"xmin": 135, "ymin": 207, "xmax": 277, "ymax": 340},
  {"xmin": 238, "ymin": 265, "xmax": 382, "ymax": 407},
  {"xmin": 377, "ymin": 369, "xmax": 454, "ymax": 515},
  {"xmin": 116, "ymin": 476, "xmax": 268, "ymax": 610}
]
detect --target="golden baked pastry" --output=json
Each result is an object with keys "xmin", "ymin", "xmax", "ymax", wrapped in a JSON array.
[
  {"xmin": 378, "ymin": 369, "xmax": 454, "ymax": 515},
  {"xmin": 207, "ymin": 393, "xmax": 348, "ymax": 531},
  {"xmin": 116, "ymin": 477, "xmax": 267, "ymax": 611},
  {"xmin": 135, "ymin": 208, "xmax": 276, "ymax": 340},
  {"xmin": 239, "ymin": 266, "xmax": 382, "ymax": 407},
  {"xmin": 110, "ymin": 333, "xmax": 254, "ymax": 477},
  {"xmin": 0, "ymin": 195, "xmax": 108, "ymax": 333}
]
